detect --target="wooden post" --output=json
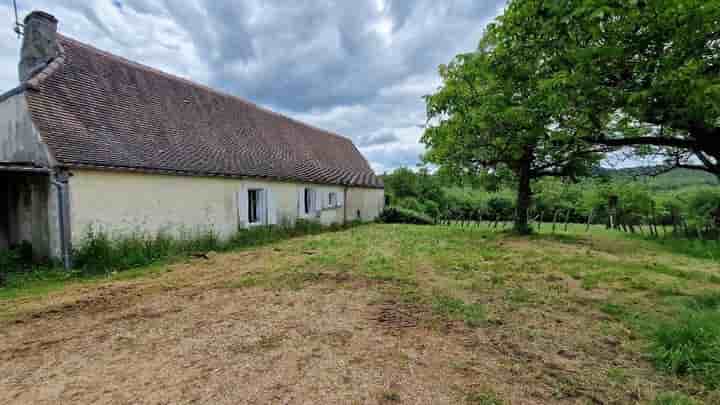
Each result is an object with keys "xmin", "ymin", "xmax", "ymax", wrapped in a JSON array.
[
  {"xmin": 552, "ymin": 210, "xmax": 560, "ymax": 233},
  {"xmin": 586, "ymin": 209, "xmax": 594, "ymax": 232},
  {"xmin": 608, "ymin": 195, "xmax": 619, "ymax": 230}
]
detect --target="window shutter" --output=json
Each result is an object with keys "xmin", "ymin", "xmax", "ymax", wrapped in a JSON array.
[
  {"xmin": 258, "ymin": 189, "xmax": 266, "ymax": 224},
  {"xmin": 314, "ymin": 189, "xmax": 321, "ymax": 213},
  {"xmin": 297, "ymin": 188, "xmax": 304, "ymax": 218},
  {"xmin": 338, "ymin": 191, "xmax": 344, "ymax": 207},
  {"xmin": 266, "ymin": 188, "xmax": 277, "ymax": 225},
  {"xmin": 238, "ymin": 185, "xmax": 248, "ymax": 229}
]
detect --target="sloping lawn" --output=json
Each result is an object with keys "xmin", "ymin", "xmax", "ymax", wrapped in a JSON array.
[{"xmin": 1, "ymin": 224, "xmax": 719, "ymax": 404}]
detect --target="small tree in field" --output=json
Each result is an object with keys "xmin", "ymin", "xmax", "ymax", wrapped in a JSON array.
[{"xmin": 423, "ymin": 29, "xmax": 600, "ymax": 234}]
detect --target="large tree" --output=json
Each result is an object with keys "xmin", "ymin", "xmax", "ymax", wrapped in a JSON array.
[
  {"xmin": 494, "ymin": 0, "xmax": 720, "ymax": 176},
  {"xmin": 423, "ymin": 34, "xmax": 600, "ymax": 234}
]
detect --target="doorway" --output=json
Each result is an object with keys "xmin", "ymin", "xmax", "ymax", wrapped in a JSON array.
[{"xmin": 0, "ymin": 172, "xmax": 52, "ymax": 260}]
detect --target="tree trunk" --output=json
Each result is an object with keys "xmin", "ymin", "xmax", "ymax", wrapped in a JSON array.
[{"xmin": 515, "ymin": 153, "xmax": 533, "ymax": 235}]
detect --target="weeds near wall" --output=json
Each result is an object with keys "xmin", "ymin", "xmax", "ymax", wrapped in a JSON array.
[{"xmin": 72, "ymin": 219, "xmax": 358, "ymax": 274}]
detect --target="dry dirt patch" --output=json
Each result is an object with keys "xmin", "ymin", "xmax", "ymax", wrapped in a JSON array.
[
  {"xmin": 0, "ymin": 243, "xmax": 677, "ymax": 404},
  {"xmin": 2, "ymin": 279, "xmax": 484, "ymax": 404}
]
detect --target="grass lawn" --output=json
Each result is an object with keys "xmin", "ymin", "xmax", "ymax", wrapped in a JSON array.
[{"xmin": 1, "ymin": 224, "xmax": 719, "ymax": 404}]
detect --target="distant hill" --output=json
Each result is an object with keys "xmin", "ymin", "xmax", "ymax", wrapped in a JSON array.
[{"xmin": 596, "ymin": 167, "xmax": 719, "ymax": 190}]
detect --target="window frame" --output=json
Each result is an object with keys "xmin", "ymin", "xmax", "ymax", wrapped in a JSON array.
[
  {"xmin": 304, "ymin": 188, "xmax": 316, "ymax": 215},
  {"xmin": 248, "ymin": 188, "xmax": 265, "ymax": 225},
  {"xmin": 328, "ymin": 192, "xmax": 338, "ymax": 208}
]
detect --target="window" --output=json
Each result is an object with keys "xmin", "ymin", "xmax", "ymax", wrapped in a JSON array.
[
  {"xmin": 328, "ymin": 192, "xmax": 338, "ymax": 207},
  {"xmin": 248, "ymin": 189, "xmax": 264, "ymax": 224},
  {"xmin": 304, "ymin": 188, "xmax": 316, "ymax": 214}
]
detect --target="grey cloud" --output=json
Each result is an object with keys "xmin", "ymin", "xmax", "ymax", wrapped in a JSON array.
[
  {"xmin": 362, "ymin": 143, "xmax": 426, "ymax": 174},
  {"xmin": 356, "ymin": 131, "xmax": 400, "ymax": 147},
  {"xmin": 1, "ymin": 0, "xmax": 506, "ymax": 171}
]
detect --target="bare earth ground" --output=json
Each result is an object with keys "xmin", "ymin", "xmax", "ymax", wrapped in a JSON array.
[{"xmin": 0, "ymin": 225, "xmax": 715, "ymax": 404}]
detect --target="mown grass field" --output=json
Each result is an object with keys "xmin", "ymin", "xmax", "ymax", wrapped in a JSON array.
[{"xmin": 1, "ymin": 224, "xmax": 719, "ymax": 404}]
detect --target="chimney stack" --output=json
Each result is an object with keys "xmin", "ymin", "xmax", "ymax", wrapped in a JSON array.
[{"xmin": 18, "ymin": 11, "xmax": 60, "ymax": 82}]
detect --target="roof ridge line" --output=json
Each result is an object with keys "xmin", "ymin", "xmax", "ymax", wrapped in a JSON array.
[{"xmin": 57, "ymin": 34, "xmax": 353, "ymax": 144}]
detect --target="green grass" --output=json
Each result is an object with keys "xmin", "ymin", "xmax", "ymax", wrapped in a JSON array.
[
  {"xmin": 0, "ymin": 220, "xmax": 357, "ymax": 300},
  {"xmin": 653, "ymin": 392, "xmax": 699, "ymax": 405},
  {"xmin": 3, "ymin": 222, "xmax": 720, "ymax": 402},
  {"xmin": 431, "ymin": 295, "xmax": 485, "ymax": 327},
  {"xmin": 651, "ymin": 309, "xmax": 720, "ymax": 388}
]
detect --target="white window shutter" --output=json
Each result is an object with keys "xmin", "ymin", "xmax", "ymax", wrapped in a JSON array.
[
  {"xmin": 238, "ymin": 185, "xmax": 248, "ymax": 229},
  {"xmin": 297, "ymin": 188, "xmax": 304, "ymax": 217},
  {"xmin": 314, "ymin": 189, "xmax": 321, "ymax": 213},
  {"xmin": 257, "ymin": 189, "xmax": 266, "ymax": 224},
  {"xmin": 266, "ymin": 188, "xmax": 277, "ymax": 225},
  {"xmin": 338, "ymin": 191, "xmax": 344, "ymax": 207}
]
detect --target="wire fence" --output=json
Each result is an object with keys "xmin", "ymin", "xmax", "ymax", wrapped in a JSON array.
[{"xmin": 434, "ymin": 208, "xmax": 720, "ymax": 241}]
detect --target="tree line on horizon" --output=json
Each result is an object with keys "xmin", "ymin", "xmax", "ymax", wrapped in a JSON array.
[{"xmin": 381, "ymin": 166, "xmax": 720, "ymax": 239}]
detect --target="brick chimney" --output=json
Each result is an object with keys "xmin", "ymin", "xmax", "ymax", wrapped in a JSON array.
[{"xmin": 18, "ymin": 11, "xmax": 60, "ymax": 82}]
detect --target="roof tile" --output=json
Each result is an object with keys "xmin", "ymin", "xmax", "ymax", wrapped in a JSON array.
[{"xmin": 25, "ymin": 35, "xmax": 383, "ymax": 189}]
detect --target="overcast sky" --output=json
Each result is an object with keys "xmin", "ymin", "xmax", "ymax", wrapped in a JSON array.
[{"xmin": 0, "ymin": 0, "xmax": 506, "ymax": 173}]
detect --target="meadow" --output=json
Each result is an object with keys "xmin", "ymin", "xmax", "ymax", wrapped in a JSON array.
[{"xmin": 2, "ymin": 223, "xmax": 719, "ymax": 404}]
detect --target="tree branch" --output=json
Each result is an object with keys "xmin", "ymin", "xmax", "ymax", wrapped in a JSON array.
[{"xmin": 585, "ymin": 136, "xmax": 696, "ymax": 149}]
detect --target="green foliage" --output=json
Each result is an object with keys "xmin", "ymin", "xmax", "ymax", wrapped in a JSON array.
[
  {"xmin": 648, "ymin": 169, "xmax": 718, "ymax": 191},
  {"xmin": 442, "ymin": 187, "xmax": 516, "ymax": 221},
  {"xmin": 422, "ymin": 0, "xmax": 603, "ymax": 233},
  {"xmin": 496, "ymin": 0, "xmax": 719, "ymax": 175},
  {"xmin": 650, "ymin": 309, "xmax": 720, "ymax": 387},
  {"xmin": 379, "ymin": 207, "xmax": 435, "ymax": 225},
  {"xmin": 653, "ymin": 392, "xmax": 698, "ymax": 405},
  {"xmin": 382, "ymin": 167, "xmax": 447, "ymax": 218},
  {"xmin": 382, "ymin": 164, "xmax": 718, "ymax": 242},
  {"xmin": 0, "ymin": 249, "xmax": 22, "ymax": 272},
  {"xmin": 685, "ymin": 188, "xmax": 720, "ymax": 231},
  {"xmin": 0, "ymin": 242, "xmax": 44, "ymax": 286},
  {"xmin": 395, "ymin": 196, "xmax": 425, "ymax": 213}
]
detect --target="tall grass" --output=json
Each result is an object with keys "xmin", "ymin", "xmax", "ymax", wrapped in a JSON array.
[
  {"xmin": 645, "ymin": 237, "xmax": 720, "ymax": 262},
  {"xmin": 0, "ymin": 220, "xmax": 361, "ymax": 296},
  {"xmin": 73, "ymin": 219, "xmax": 355, "ymax": 274},
  {"xmin": 650, "ymin": 308, "xmax": 720, "ymax": 388}
]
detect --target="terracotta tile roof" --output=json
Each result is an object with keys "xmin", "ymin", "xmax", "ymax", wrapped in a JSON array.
[{"xmin": 24, "ymin": 35, "xmax": 383, "ymax": 188}]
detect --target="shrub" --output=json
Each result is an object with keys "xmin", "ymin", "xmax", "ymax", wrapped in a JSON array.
[
  {"xmin": 685, "ymin": 187, "xmax": 720, "ymax": 235},
  {"xmin": 651, "ymin": 309, "xmax": 720, "ymax": 387},
  {"xmin": 379, "ymin": 206, "xmax": 435, "ymax": 225},
  {"xmin": 0, "ymin": 249, "xmax": 22, "ymax": 271},
  {"xmin": 485, "ymin": 194, "xmax": 513, "ymax": 220},
  {"xmin": 396, "ymin": 196, "xmax": 425, "ymax": 213}
]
